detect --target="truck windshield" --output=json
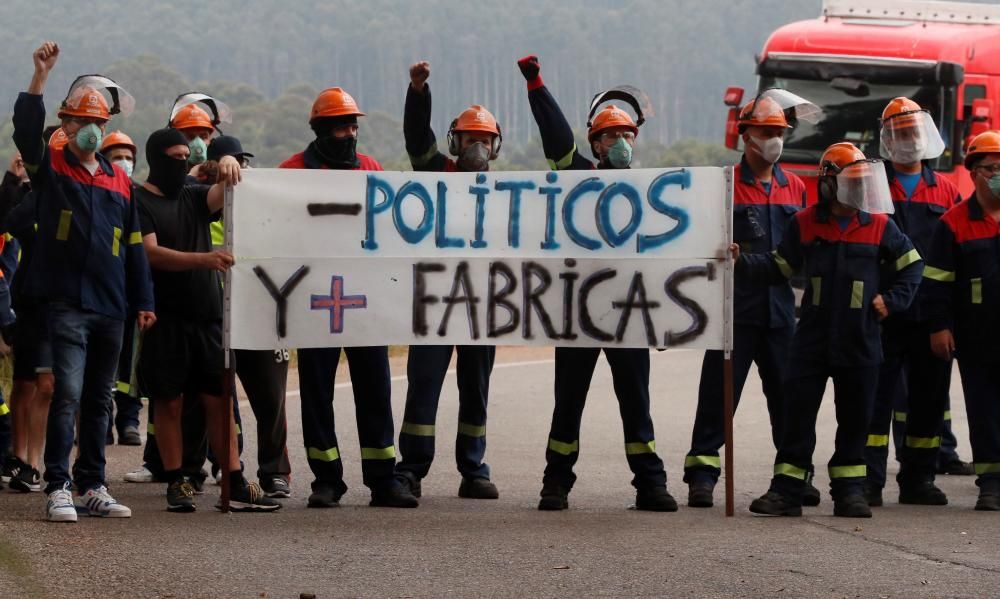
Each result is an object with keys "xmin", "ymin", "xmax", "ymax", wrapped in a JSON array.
[{"xmin": 758, "ymin": 77, "xmax": 949, "ymax": 167}]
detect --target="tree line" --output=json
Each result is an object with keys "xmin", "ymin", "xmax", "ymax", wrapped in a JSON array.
[{"xmin": 0, "ymin": 0, "xmax": 834, "ymax": 170}]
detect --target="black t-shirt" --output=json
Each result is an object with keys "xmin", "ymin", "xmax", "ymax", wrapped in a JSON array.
[{"xmin": 136, "ymin": 184, "xmax": 222, "ymax": 322}]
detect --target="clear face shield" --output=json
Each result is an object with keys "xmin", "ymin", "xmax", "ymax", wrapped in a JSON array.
[
  {"xmin": 169, "ymin": 92, "xmax": 233, "ymax": 128},
  {"xmin": 586, "ymin": 85, "xmax": 654, "ymax": 129},
  {"xmin": 879, "ymin": 110, "xmax": 945, "ymax": 164},
  {"xmin": 834, "ymin": 159, "xmax": 895, "ymax": 214},
  {"xmin": 748, "ymin": 88, "xmax": 824, "ymax": 126},
  {"xmin": 63, "ymin": 75, "xmax": 135, "ymax": 118}
]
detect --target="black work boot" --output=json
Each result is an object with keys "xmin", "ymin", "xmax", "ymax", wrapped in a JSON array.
[
  {"xmin": 307, "ymin": 482, "xmax": 344, "ymax": 508},
  {"xmin": 975, "ymin": 492, "xmax": 1000, "ymax": 511},
  {"xmin": 749, "ymin": 491, "xmax": 802, "ymax": 516},
  {"xmin": 396, "ymin": 471, "xmax": 422, "ymax": 498},
  {"xmin": 687, "ymin": 482, "xmax": 715, "ymax": 508},
  {"xmin": 899, "ymin": 481, "xmax": 948, "ymax": 506},
  {"xmin": 937, "ymin": 458, "xmax": 975, "ymax": 476},
  {"xmin": 802, "ymin": 473, "xmax": 821, "ymax": 507},
  {"xmin": 458, "ymin": 477, "xmax": 499, "ymax": 499},
  {"xmin": 370, "ymin": 482, "xmax": 419, "ymax": 508},
  {"xmin": 635, "ymin": 487, "xmax": 678, "ymax": 512},
  {"xmin": 833, "ymin": 494, "xmax": 872, "ymax": 518},
  {"xmin": 863, "ymin": 483, "xmax": 883, "ymax": 507},
  {"xmin": 538, "ymin": 484, "xmax": 569, "ymax": 511}
]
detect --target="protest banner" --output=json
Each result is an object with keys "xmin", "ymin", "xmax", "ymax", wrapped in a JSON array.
[{"xmin": 224, "ymin": 167, "xmax": 734, "ymax": 353}]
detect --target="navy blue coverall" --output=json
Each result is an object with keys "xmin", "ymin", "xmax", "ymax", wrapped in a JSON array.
[
  {"xmin": 683, "ymin": 156, "xmax": 805, "ymax": 485},
  {"xmin": 921, "ymin": 195, "xmax": 1000, "ymax": 493},
  {"xmin": 395, "ymin": 83, "xmax": 496, "ymax": 483},
  {"xmin": 741, "ymin": 203, "xmax": 922, "ymax": 502},
  {"xmin": 280, "ymin": 148, "xmax": 398, "ymax": 496},
  {"xmin": 866, "ymin": 164, "xmax": 961, "ymax": 489},
  {"xmin": 525, "ymin": 75, "xmax": 666, "ymax": 493}
]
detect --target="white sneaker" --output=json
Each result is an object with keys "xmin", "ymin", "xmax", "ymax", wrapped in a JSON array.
[
  {"xmin": 123, "ymin": 466, "xmax": 155, "ymax": 483},
  {"xmin": 74, "ymin": 486, "xmax": 132, "ymax": 518},
  {"xmin": 46, "ymin": 484, "xmax": 78, "ymax": 523}
]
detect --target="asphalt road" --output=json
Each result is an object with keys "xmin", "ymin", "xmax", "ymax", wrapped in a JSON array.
[{"xmin": 1, "ymin": 347, "xmax": 997, "ymax": 598}]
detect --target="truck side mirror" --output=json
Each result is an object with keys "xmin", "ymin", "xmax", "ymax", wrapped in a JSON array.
[
  {"xmin": 723, "ymin": 86, "xmax": 744, "ymax": 150},
  {"xmin": 723, "ymin": 86, "xmax": 745, "ymax": 107},
  {"xmin": 725, "ymin": 108, "xmax": 740, "ymax": 150}
]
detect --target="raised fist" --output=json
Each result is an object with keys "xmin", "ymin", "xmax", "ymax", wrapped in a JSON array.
[
  {"xmin": 33, "ymin": 42, "xmax": 59, "ymax": 74},
  {"xmin": 410, "ymin": 61, "xmax": 430, "ymax": 91},
  {"xmin": 517, "ymin": 55, "xmax": 540, "ymax": 81}
]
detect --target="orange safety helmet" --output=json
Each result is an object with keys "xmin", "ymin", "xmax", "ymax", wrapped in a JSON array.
[
  {"xmin": 451, "ymin": 105, "xmax": 500, "ymax": 136},
  {"xmin": 964, "ymin": 130, "xmax": 1000, "ymax": 169},
  {"xmin": 170, "ymin": 104, "xmax": 214, "ymax": 131},
  {"xmin": 881, "ymin": 97, "xmax": 923, "ymax": 129},
  {"xmin": 818, "ymin": 142, "xmax": 868, "ymax": 203},
  {"xmin": 587, "ymin": 104, "xmax": 639, "ymax": 142},
  {"xmin": 100, "ymin": 130, "xmax": 137, "ymax": 155},
  {"xmin": 310, "ymin": 87, "xmax": 365, "ymax": 123},
  {"xmin": 820, "ymin": 142, "xmax": 867, "ymax": 175},
  {"xmin": 738, "ymin": 96, "xmax": 790, "ymax": 131},
  {"xmin": 48, "ymin": 128, "xmax": 69, "ymax": 151},
  {"xmin": 447, "ymin": 105, "xmax": 502, "ymax": 158},
  {"xmin": 57, "ymin": 86, "xmax": 110, "ymax": 121}
]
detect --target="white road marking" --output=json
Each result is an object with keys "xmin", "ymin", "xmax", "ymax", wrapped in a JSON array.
[
  {"xmin": 284, "ymin": 357, "xmax": 556, "ymax": 397},
  {"xmin": 282, "ymin": 350, "xmax": 683, "ymax": 397}
]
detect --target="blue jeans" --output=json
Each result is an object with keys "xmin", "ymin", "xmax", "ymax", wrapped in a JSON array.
[{"xmin": 43, "ymin": 303, "xmax": 124, "ymax": 493}]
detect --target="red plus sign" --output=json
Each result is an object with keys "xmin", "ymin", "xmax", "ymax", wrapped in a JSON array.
[{"xmin": 310, "ymin": 276, "xmax": 367, "ymax": 333}]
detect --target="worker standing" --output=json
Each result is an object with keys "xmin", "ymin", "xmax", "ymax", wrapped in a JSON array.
[
  {"xmin": 920, "ymin": 130, "xmax": 1000, "ymax": 511},
  {"xmin": 394, "ymin": 61, "xmax": 499, "ymax": 501},
  {"xmin": 745, "ymin": 142, "xmax": 922, "ymax": 518}
]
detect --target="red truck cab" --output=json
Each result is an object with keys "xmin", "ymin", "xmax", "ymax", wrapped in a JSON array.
[{"xmin": 724, "ymin": 0, "xmax": 1000, "ymax": 203}]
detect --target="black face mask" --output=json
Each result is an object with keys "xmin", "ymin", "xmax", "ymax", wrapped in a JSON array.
[
  {"xmin": 311, "ymin": 135, "xmax": 359, "ymax": 169},
  {"xmin": 146, "ymin": 128, "xmax": 191, "ymax": 197}
]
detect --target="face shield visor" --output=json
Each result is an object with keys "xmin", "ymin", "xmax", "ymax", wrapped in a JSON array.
[
  {"xmin": 834, "ymin": 159, "xmax": 894, "ymax": 214},
  {"xmin": 586, "ymin": 85, "xmax": 653, "ymax": 130},
  {"xmin": 743, "ymin": 88, "xmax": 824, "ymax": 128},
  {"xmin": 879, "ymin": 109, "xmax": 945, "ymax": 163},
  {"xmin": 63, "ymin": 75, "xmax": 135, "ymax": 118},
  {"xmin": 169, "ymin": 92, "xmax": 233, "ymax": 129}
]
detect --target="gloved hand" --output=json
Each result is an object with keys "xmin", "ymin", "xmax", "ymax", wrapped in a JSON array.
[{"xmin": 517, "ymin": 55, "xmax": 541, "ymax": 82}]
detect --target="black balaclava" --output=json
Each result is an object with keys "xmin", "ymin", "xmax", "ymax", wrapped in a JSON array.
[
  {"xmin": 146, "ymin": 128, "xmax": 191, "ymax": 197},
  {"xmin": 309, "ymin": 115, "xmax": 360, "ymax": 169}
]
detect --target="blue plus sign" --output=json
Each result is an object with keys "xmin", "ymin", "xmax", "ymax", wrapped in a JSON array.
[{"xmin": 310, "ymin": 276, "xmax": 367, "ymax": 333}]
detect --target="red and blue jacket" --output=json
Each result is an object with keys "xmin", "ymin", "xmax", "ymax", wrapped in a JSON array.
[
  {"xmin": 920, "ymin": 195, "xmax": 1000, "ymax": 363},
  {"xmin": 740, "ymin": 203, "xmax": 923, "ymax": 374},
  {"xmin": 12, "ymin": 92, "xmax": 153, "ymax": 320},
  {"xmin": 733, "ymin": 156, "xmax": 806, "ymax": 329},
  {"xmin": 882, "ymin": 162, "xmax": 961, "ymax": 322},
  {"xmin": 404, "ymin": 84, "xmax": 461, "ymax": 173}
]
